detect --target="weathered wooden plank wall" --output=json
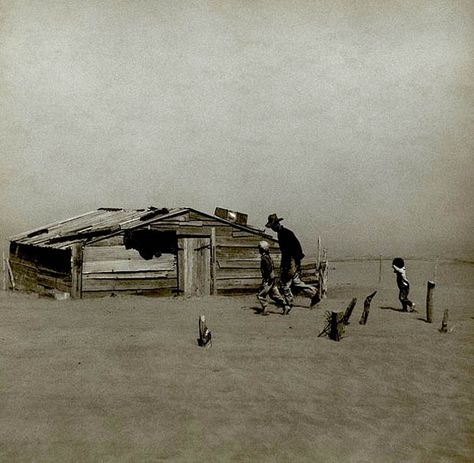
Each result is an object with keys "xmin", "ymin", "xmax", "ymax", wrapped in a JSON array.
[
  {"xmin": 82, "ymin": 241, "xmax": 177, "ymax": 296},
  {"xmin": 9, "ymin": 245, "xmax": 71, "ymax": 293}
]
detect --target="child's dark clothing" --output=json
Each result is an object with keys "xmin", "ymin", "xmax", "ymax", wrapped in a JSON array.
[
  {"xmin": 393, "ymin": 264, "xmax": 414, "ymax": 311},
  {"xmin": 257, "ymin": 252, "xmax": 286, "ymax": 313}
]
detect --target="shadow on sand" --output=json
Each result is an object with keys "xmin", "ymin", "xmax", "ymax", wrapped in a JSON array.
[
  {"xmin": 379, "ymin": 306, "xmax": 404, "ymax": 312},
  {"xmin": 243, "ymin": 302, "xmax": 311, "ymax": 316},
  {"xmin": 247, "ymin": 305, "xmax": 284, "ymax": 316}
]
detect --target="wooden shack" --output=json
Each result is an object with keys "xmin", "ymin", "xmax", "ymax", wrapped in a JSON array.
[{"xmin": 7, "ymin": 207, "xmax": 317, "ymax": 298}]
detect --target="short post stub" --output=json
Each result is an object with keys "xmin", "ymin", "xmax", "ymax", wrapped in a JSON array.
[
  {"xmin": 439, "ymin": 309, "xmax": 448, "ymax": 333},
  {"xmin": 426, "ymin": 281, "xmax": 435, "ymax": 323},
  {"xmin": 198, "ymin": 315, "xmax": 212, "ymax": 347}
]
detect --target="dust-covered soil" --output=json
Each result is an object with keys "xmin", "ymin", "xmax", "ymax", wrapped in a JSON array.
[{"xmin": 0, "ymin": 261, "xmax": 472, "ymax": 462}]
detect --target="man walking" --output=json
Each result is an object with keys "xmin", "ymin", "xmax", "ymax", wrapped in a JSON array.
[{"xmin": 265, "ymin": 213, "xmax": 320, "ymax": 313}]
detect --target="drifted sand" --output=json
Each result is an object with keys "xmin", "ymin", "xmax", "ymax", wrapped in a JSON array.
[{"xmin": 0, "ymin": 261, "xmax": 472, "ymax": 462}]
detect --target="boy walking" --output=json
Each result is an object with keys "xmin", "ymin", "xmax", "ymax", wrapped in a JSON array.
[
  {"xmin": 392, "ymin": 257, "xmax": 415, "ymax": 312},
  {"xmin": 257, "ymin": 241, "xmax": 289, "ymax": 315}
]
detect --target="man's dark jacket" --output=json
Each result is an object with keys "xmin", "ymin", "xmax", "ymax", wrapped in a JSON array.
[{"xmin": 277, "ymin": 226, "xmax": 305, "ymax": 269}]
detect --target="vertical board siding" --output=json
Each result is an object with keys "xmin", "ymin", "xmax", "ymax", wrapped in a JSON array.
[{"xmin": 177, "ymin": 237, "xmax": 211, "ymax": 296}]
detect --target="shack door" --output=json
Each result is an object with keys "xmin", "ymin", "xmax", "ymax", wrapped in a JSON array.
[{"xmin": 177, "ymin": 236, "xmax": 211, "ymax": 296}]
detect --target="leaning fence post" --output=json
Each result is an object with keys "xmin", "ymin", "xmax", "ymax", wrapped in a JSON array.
[
  {"xmin": 426, "ymin": 281, "xmax": 435, "ymax": 323},
  {"xmin": 343, "ymin": 298, "xmax": 357, "ymax": 325},
  {"xmin": 359, "ymin": 291, "xmax": 377, "ymax": 325}
]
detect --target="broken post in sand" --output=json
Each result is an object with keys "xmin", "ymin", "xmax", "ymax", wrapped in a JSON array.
[
  {"xmin": 329, "ymin": 311, "xmax": 345, "ymax": 341},
  {"xmin": 198, "ymin": 315, "xmax": 212, "ymax": 347},
  {"xmin": 359, "ymin": 291, "xmax": 377, "ymax": 325},
  {"xmin": 426, "ymin": 281, "xmax": 435, "ymax": 323},
  {"xmin": 343, "ymin": 298, "xmax": 357, "ymax": 325},
  {"xmin": 318, "ymin": 310, "xmax": 344, "ymax": 340},
  {"xmin": 439, "ymin": 309, "xmax": 448, "ymax": 333}
]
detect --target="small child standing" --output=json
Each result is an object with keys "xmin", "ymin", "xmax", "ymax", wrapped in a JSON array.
[
  {"xmin": 392, "ymin": 257, "xmax": 415, "ymax": 312},
  {"xmin": 257, "ymin": 241, "xmax": 289, "ymax": 315}
]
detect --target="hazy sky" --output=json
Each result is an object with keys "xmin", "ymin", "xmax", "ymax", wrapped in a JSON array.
[{"xmin": 1, "ymin": 0, "xmax": 473, "ymax": 258}]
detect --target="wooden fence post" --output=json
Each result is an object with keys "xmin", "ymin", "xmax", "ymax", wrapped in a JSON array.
[
  {"xmin": 329, "ymin": 312, "xmax": 344, "ymax": 341},
  {"xmin": 210, "ymin": 228, "xmax": 217, "ymax": 295},
  {"xmin": 317, "ymin": 236, "xmax": 321, "ymax": 268},
  {"xmin": 359, "ymin": 291, "xmax": 377, "ymax": 325},
  {"xmin": 71, "ymin": 243, "xmax": 83, "ymax": 299},
  {"xmin": 378, "ymin": 254, "xmax": 382, "ymax": 285},
  {"xmin": 343, "ymin": 297, "xmax": 357, "ymax": 325},
  {"xmin": 426, "ymin": 281, "xmax": 435, "ymax": 323},
  {"xmin": 321, "ymin": 249, "xmax": 328, "ymax": 298}
]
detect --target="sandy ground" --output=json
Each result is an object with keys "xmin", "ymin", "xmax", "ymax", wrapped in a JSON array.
[{"xmin": 0, "ymin": 261, "xmax": 472, "ymax": 462}]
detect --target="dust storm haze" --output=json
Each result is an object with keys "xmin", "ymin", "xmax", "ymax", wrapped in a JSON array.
[{"xmin": 1, "ymin": 0, "xmax": 473, "ymax": 258}]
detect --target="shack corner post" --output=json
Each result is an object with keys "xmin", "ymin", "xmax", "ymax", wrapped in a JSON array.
[
  {"xmin": 71, "ymin": 243, "xmax": 83, "ymax": 299},
  {"xmin": 3, "ymin": 241, "xmax": 14, "ymax": 292}
]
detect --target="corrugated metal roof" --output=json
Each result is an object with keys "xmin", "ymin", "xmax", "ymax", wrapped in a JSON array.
[{"xmin": 11, "ymin": 208, "xmax": 184, "ymax": 249}]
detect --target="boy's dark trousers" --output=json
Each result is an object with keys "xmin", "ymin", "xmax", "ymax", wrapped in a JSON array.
[{"xmin": 399, "ymin": 285, "xmax": 413, "ymax": 311}]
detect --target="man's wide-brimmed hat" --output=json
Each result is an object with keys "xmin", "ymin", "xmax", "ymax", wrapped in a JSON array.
[{"xmin": 265, "ymin": 213, "xmax": 283, "ymax": 228}]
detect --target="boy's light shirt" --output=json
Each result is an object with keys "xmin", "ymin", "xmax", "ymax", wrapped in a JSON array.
[{"xmin": 393, "ymin": 265, "xmax": 409, "ymax": 286}]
